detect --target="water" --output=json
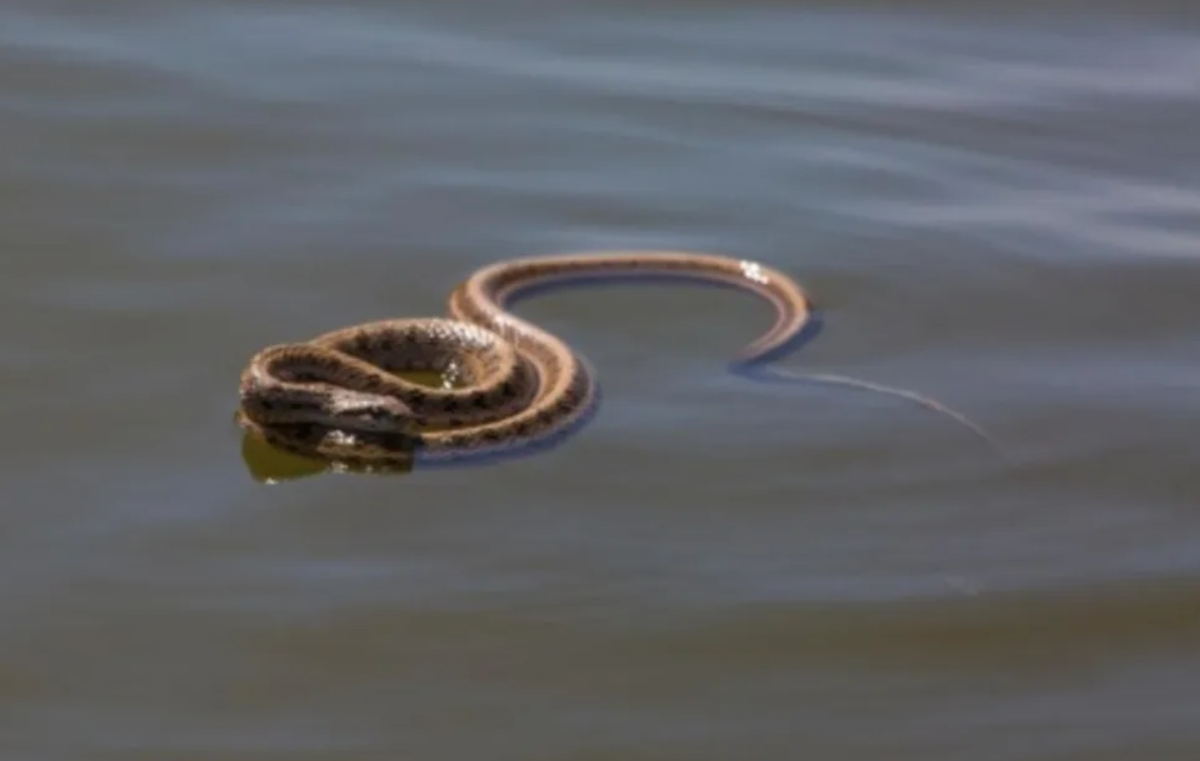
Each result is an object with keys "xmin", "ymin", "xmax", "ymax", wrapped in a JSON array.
[{"xmin": 3, "ymin": 1, "xmax": 1199, "ymax": 757}]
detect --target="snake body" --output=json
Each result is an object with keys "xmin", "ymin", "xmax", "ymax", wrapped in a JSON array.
[{"xmin": 237, "ymin": 251, "xmax": 811, "ymax": 468}]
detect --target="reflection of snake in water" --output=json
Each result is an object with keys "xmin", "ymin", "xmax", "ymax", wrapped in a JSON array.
[{"xmin": 237, "ymin": 250, "xmax": 998, "ymax": 470}]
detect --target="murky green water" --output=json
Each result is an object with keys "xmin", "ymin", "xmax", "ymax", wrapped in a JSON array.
[{"xmin": 3, "ymin": 1, "xmax": 1199, "ymax": 757}]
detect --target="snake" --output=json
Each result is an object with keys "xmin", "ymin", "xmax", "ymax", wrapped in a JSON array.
[{"xmin": 237, "ymin": 250, "xmax": 996, "ymax": 471}]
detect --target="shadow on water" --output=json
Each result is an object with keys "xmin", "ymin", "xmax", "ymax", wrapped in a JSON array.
[{"xmin": 234, "ymin": 273, "xmax": 1002, "ymax": 484}]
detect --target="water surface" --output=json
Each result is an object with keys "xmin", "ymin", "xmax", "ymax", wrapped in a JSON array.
[{"xmin": 2, "ymin": 1, "xmax": 1199, "ymax": 757}]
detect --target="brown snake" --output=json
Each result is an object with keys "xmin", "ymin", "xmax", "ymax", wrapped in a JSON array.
[{"xmin": 237, "ymin": 250, "xmax": 996, "ymax": 469}]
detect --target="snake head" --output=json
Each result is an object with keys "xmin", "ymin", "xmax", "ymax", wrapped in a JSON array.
[{"xmin": 325, "ymin": 391, "xmax": 417, "ymax": 434}]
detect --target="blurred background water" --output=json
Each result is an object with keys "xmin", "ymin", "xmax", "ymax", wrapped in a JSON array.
[{"xmin": 2, "ymin": 1, "xmax": 1199, "ymax": 757}]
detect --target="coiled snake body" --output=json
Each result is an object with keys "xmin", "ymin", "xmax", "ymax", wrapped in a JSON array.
[
  {"xmin": 237, "ymin": 250, "xmax": 994, "ymax": 470},
  {"xmin": 237, "ymin": 251, "xmax": 811, "ymax": 468}
]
